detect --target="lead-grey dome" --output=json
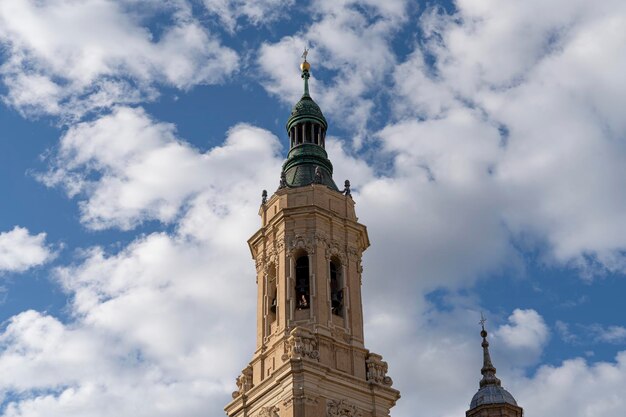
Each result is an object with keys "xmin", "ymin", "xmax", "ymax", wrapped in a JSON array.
[{"xmin": 470, "ymin": 385, "xmax": 518, "ymax": 409}]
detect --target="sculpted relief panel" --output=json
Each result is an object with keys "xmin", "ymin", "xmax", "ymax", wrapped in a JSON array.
[{"xmin": 327, "ymin": 399, "xmax": 362, "ymax": 417}]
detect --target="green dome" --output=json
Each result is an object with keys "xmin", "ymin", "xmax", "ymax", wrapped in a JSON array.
[
  {"xmin": 286, "ymin": 94, "xmax": 327, "ymax": 132},
  {"xmin": 282, "ymin": 144, "xmax": 338, "ymax": 191}
]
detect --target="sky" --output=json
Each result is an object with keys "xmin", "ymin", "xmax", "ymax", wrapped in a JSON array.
[{"xmin": 0, "ymin": 0, "xmax": 625, "ymax": 416}]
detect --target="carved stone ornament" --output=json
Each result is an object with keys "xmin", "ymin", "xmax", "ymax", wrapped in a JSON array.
[
  {"xmin": 314, "ymin": 232, "xmax": 328, "ymax": 246},
  {"xmin": 327, "ymin": 399, "xmax": 362, "ymax": 417},
  {"xmin": 258, "ymin": 406, "xmax": 279, "ymax": 417},
  {"xmin": 276, "ymin": 238, "xmax": 286, "ymax": 253},
  {"xmin": 346, "ymin": 246, "xmax": 360, "ymax": 260},
  {"xmin": 282, "ymin": 327, "xmax": 319, "ymax": 361},
  {"xmin": 232, "ymin": 365, "xmax": 254, "ymax": 398},
  {"xmin": 289, "ymin": 235, "xmax": 315, "ymax": 255},
  {"xmin": 365, "ymin": 353, "xmax": 393, "ymax": 386},
  {"xmin": 325, "ymin": 240, "xmax": 347, "ymax": 263},
  {"xmin": 255, "ymin": 257, "xmax": 265, "ymax": 273}
]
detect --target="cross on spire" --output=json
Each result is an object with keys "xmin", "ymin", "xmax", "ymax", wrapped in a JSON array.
[{"xmin": 479, "ymin": 312, "xmax": 487, "ymax": 330}]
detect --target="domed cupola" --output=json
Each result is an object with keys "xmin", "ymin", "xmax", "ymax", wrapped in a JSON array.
[
  {"xmin": 280, "ymin": 51, "xmax": 339, "ymax": 191},
  {"xmin": 466, "ymin": 315, "xmax": 524, "ymax": 417}
]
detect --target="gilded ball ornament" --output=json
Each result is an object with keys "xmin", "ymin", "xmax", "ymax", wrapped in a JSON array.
[{"xmin": 300, "ymin": 61, "xmax": 311, "ymax": 71}]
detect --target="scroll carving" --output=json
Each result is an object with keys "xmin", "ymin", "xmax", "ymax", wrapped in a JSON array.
[
  {"xmin": 365, "ymin": 353, "xmax": 393, "ymax": 386},
  {"xmin": 282, "ymin": 327, "xmax": 319, "ymax": 361},
  {"xmin": 327, "ymin": 399, "xmax": 362, "ymax": 417}
]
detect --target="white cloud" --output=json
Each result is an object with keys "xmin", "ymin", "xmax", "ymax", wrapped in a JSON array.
[
  {"xmin": 0, "ymin": 0, "xmax": 238, "ymax": 119},
  {"xmin": 517, "ymin": 353, "xmax": 626, "ymax": 417},
  {"xmin": 41, "ymin": 107, "xmax": 282, "ymax": 230},
  {"xmin": 590, "ymin": 325, "xmax": 626, "ymax": 344},
  {"xmin": 387, "ymin": 0, "xmax": 626, "ymax": 277},
  {"xmin": 496, "ymin": 309, "xmax": 549, "ymax": 351},
  {"xmin": 202, "ymin": 0, "xmax": 294, "ymax": 33},
  {"xmin": 556, "ymin": 320, "xmax": 578, "ymax": 344},
  {"xmin": 495, "ymin": 309, "xmax": 550, "ymax": 366},
  {"xmin": 0, "ymin": 227, "xmax": 54, "ymax": 273}
]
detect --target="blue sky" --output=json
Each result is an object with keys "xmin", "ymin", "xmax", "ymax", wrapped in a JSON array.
[{"xmin": 0, "ymin": 1, "xmax": 625, "ymax": 416}]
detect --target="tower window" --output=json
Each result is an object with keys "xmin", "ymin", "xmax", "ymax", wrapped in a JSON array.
[
  {"xmin": 295, "ymin": 255, "xmax": 310, "ymax": 309},
  {"xmin": 330, "ymin": 259, "xmax": 343, "ymax": 316},
  {"xmin": 268, "ymin": 263, "xmax": 277, "ymax": 321}
]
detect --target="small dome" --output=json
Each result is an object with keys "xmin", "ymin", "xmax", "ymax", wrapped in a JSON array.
[
  {"xmin": 286, "ymin": 95, "xmax": 327, "ymax": 132},
  {"xmin": 470, "ymin": 385, "xmax": 518, "ymax": 409}
]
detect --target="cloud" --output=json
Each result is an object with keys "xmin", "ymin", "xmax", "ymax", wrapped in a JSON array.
[
  {"xmin": 496, "ymin": 309, "xmax": 550, "ymax": 351},
  {"xmin": 386, "ymin": 0, "xmax": 626, "ymax": 278},
  {"xmin": 556, "ymin": 320, "xmax": 578, "ymax": 344},
  {"xmin": 494, "ymin": 309, "xmax": 550, "ymax": 367},
  {"xmin": 592, "ymin": 325, "xmax": 626, "ymax": 344},
  {"xmin": 0, "ymin": 0, "xmax": 238, "ymax": 119},
  {"xmin": 556, "ymin": 321, "xmax": 626, "ymax": 346},
  {"xmin": 202, "ymin": 0, "xmax": 295, "ymax": 33},
  {"xmin": 0, "ymin": 227, "xmax": 54, "ymax": 274},
  {"xmin": 40, "ymin": 107, "xmax": 282, "ymax": 230},
  {"xmin": 517, "ymin": 352, "xmax": 626, "ymax": 417}
]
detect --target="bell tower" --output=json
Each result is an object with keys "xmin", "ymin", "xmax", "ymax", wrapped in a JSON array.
[{"xmin": 225, "ymin": 54, "xmax": 400, "ymax": 417}]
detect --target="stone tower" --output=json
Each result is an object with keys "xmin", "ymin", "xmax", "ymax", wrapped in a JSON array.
[
  {"xmin": 466, "ymin": 319, "xmax": 523, "ymax": 417},
  {"xmin": 224, "ymin": 55, "xmax": 400, "ymax": 417}
]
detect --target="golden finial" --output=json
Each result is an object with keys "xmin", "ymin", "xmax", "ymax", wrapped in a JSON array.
[{"xmin": 300, "ymin": 47, "xmax": 310, "ymax": 71}]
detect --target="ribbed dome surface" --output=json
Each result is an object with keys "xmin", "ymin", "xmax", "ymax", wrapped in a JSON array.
[
  {"xmin": 286, "ymin": 95, "xmax": 327, "ymax": 131},
  {"xmin": 282, "ymin": 144, "xmax": 338, "ymax": 190},
  {"xmin": 470, "ymin": 385, "xmax": 518, "ymax": 409}
]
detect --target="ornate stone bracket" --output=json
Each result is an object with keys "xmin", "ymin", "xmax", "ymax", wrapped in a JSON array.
[
  {"xmin": 366, "ymin": 353, "xmax": 393, "ymax": 386},
  {"xmin": 327, "ymin": 399, "xmax": 362, "ymax": 417},
  {"xmin": 232, "ymin": 365, "xmax": 253, "ymax": 398},
  {"xmin": 282, "ymin": 327, "xmax": 320, "ymax": 361}
]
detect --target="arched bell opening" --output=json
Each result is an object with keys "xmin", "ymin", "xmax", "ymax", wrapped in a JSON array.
[
  {"xmin": 267, "ymin": 263, "xmax": 277, "ymax": 322},
  {"xmin": 330, "ymin": 257, "xmax": 343, "ymax": 317},
  {"xmin": 295, "ymin": 253, "xmax": 310, "ymax": 310}
]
